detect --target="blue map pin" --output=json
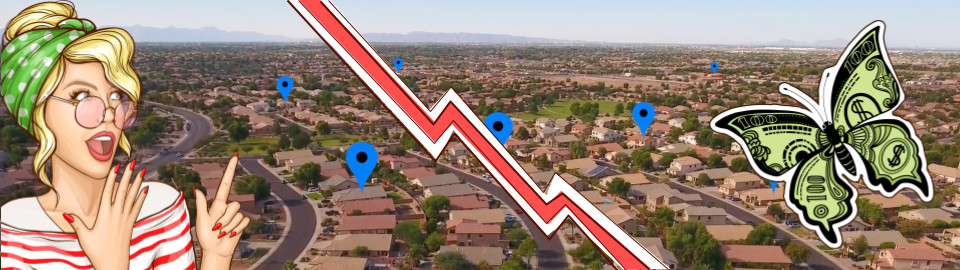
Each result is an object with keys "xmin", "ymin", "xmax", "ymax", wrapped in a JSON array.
[
  {"xmin": 484, "ymin": 112, "xmax": 513, "ymax": 145},
  {"xmin": 277, "ymin": 76, "xmax": 294, "ymax": 101},
  {"xmin": 632, "ymin": 102, "xmax": 655, "ymax": 137},
  {"xmin": 710, "ymin": 61, "xmax": 719, "ymax": 74},
  {"xmin": 771, "ymin": 181, "xmax": 778, "ymax": 194},
  {"xmin": 393, "ymin": 57, "xmax": 404, "ymax": 72},
  {"xmin": 346, "ymin": 142, "xmax": 378, "ymax": 192}
]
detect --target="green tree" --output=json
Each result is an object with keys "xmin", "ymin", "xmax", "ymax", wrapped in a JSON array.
[
  {"xmin": 606, "ymin": 177, "xmax": 630, "ymax": 197},
  {"xmin": 407, "ymin": 244, "xmax": 425, "ymax": 267},
  {"xmin": 278, "ymin": 133, "xmax": 291, "ymax": 149},
  {"xmin": 857, "ymin": 198, "xmax": 883, "ymax": 228},
  {"xmin": 422, "ymin": 195, "xmax": 450, "ymax": 221},
  {"xmin": 515, "ymin": 126, "xmax": 531, "ymax": 139},
  {"xmin": 426, "ymin": 232, "xmax": 445, "ymax": 252},
  {"xmin": 729, "ymin": 157, "xmax": 750, "ymax": 172},
  {"xmin": 570, "ymin": 143, "xmax": 588, "ymax": 159},
  {"xmin": 507, "ymin": 227, "xmax": 529, "ymax": 247},
  {"xmin": 665, "ymin": 221, "xmax": 726, "ymax": 269},
  {"xmin": 264, "ymin": 150, "xmax": 278, "ymax": 166},
  {"xmin": 568, "ymin": 240, "xmax": 603, "ymax": 265},
  {"xmin": 315, "ymin": 121, "xmax": 332, "ymax": 135},
  {"xmin": 293, "ymin": 162, "xmax": 321, "ymax": 188},
  {"xmin": 767, "ymin": 202, "xmax": 786, "ymax": 221},
  {"xmin": 645, "ymin": 207, "xmax": 676, "ymax": 237},
  {"xmin": 350, "ymin": 245, "xmax": 369, "ymax": 257},
  {"xmin": 435, "ymin": 251, "xmax": 473, "ymax": 270},
  {"xmin": 516, "ymin": 237, "xmax": 538, "ymax": 266},
  {"xmin": 476, "ymin": 260, "xmax": 493, "ymax": 270},
  {"xmin": 695, "ymin": 173, "xmax": 713, "ymax": 186},
  {"xmin": 291, "ymin": 132, "xmax": 311, "ymax": 149},
  {"xmin": 227, "ymin": 121, "xmax": 250, "ymax": 143},
  {"xmin": 706, "ymin": 154, "xmax": 725, "ymax": 168},
  {"xmin": 613, "ymin": 103, "xmax": 625, "ymax": 116},
  {"xmin": 897, "ymin": 219, "xmax": 927, "ymax": 238},
  {"xmin": 745, "ymin": 223, "xmax": 777, "ymax": 245},
  {"xmin": 785, "ymin": 241, "xmax": 810, "ymax": 266},
  {"xmin": 878, "ymin": 241, "xmax": 897, "ymax": 250},
  {"xmin": 851, "ymin": 235, "xmax": 869, "ymax": 258},
  {"xmin": 282, "ymin": 260, "xmax": 296, "ymax": 270},
  {"xmin": 395, "ymin": 221, "xmax": 424, "ymax": 245},
  {"xmin": 500, "ymin": 257, "xmax": 531, "ymax": 270}
]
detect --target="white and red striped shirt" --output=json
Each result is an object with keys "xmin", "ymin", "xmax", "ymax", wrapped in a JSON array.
[{"xmin": 1, "ymin": 182, "xmax": 196, "ymax": 270}]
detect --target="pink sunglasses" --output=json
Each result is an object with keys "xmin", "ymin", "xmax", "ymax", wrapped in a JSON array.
[{"xmin": 48, "ymin": 95, "xmax": 138, "ymax": 129}]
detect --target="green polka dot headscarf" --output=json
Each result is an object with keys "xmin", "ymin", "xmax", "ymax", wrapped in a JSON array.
[{"xmin": 1, "ymin": 18, "xmax": 95, "ymax": 135}]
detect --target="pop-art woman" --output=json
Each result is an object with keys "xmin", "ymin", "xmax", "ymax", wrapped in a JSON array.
[{"xmin": 1, "ymin": 2, "xmax": 248, "ymax": 269}]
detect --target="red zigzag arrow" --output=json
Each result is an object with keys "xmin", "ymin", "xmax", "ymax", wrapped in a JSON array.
[{"xmin": 288, "ymin": 1, "xmax": 667, "ymax": 269}]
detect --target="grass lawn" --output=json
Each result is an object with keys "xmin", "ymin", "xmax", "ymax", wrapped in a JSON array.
[
  {"xmin": 316, "ymin": 135, "xmax": 385, "ymax": 148},
  {"xmin": 306, "ymin": 193, "xmax": 322, "ymax": 200},
  {"xmin": 514, "ymin": 99, "xmax": 630, "ymax": 121},
  {"xmin": 203, "ymin": 137, "xmax": 279, "ymax": 156},
  {"xmin": 791, "ymin": 227, "xmax": 816, "ymax": 238}
]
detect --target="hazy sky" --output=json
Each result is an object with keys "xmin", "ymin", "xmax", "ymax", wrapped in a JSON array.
[{"xmin": 2, "ymin": 1, "xmax": 958, "ymax": 48}]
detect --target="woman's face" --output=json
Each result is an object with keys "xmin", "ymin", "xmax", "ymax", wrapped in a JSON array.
[{"xmin": 45, "ymin": 61, "xmax": 130, "ymax": 179}]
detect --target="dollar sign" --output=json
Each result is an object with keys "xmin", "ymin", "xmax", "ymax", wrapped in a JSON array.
[
  {"xmin": 851, "ymin": 100, "xmax": 874, "ymax": 122},
  {"xmin": 887, "ymin": 144, "xmax": 904, "ymax": 166}
]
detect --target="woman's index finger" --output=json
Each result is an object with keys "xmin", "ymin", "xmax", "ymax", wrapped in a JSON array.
[{"xmin": 215, "ymin": 154, "xmax": 240, "ymax": 203}]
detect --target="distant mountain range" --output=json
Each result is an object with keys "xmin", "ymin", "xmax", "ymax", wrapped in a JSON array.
[{"xmin": 0, "ymin": 26, "xmax": 945, "ymax": 49}]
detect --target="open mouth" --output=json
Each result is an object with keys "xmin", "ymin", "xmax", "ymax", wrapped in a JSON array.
[{"xmin": 86, "ymin": 131, "xmax": 116, "ymax": 161}]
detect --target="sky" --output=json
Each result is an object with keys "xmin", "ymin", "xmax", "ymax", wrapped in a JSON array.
[{"xmin": 2, "ymin": 1, "xmax": 958, "ymax": 48}]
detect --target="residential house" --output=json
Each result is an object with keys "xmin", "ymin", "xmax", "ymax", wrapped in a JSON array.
[
  {"xmin": 322, "ymin": 234, "xmax": 392, "ymax": 257},
  {"xmin": 632, "ymin": 237, "xmax": 679, "ymax": 269},
  {"xmin": 400, "ymin": 167, "xmax": 436, "ymax": 180},
  {"xmin": 705, "ymin": 224, "xmax": 753, "ymax": 243},
  {"xmin": 741, "ymin": 186, "xmax": 784, "ymax": 206},
  {"xmin": 899, "ymin": 208, "xmax": 958, "ymax": 223},
  {"xmin": 843, "ymin": 230, "xmax": 907, "ymax": 254},
  {"xmin": 411, "ymin": 173, "xmax": 460, "ymax": 189},
  {"xmin": 667, "ymin": 156, "xmax": 704, "ymax": 177},
  {"xmin": 307, "ymin": 256, "xmax": 369, "ymax": 270},
  {"xmin": 446, "ymin": 219, "xmax": 507, "ymax": 248},
  {"xmin": 341, "ymin": 198, "xmax": 395, "ymax": 216},
  {"xmin": 436, "ymin": 246, "xmax": 505, "ymax": 269},
  {"xmin": 336, "ymin": 215, "xmax": 397, "ymax": 234},
  {"xmin": 722, "ymin": 245, "xmax": 792, "ymax": 269},
  {"xmin": 447, "ymin": 209, "xmax": 509, "ymax": 228},
  {"xmin": 929, "ymin": 163, "xmax": 960, "ymax": 183},
  {"xmin": 448, "ymin": 194, "xmax": 489, "ymax": 210},
  {"xmin": 680, "ymin": 206, "xmax": 727, "ymax": 225},
  {"xmin": 578, "ymin": 190, "xmax": 606, "ymax": 204},
  {"xmin": 446, "ymin": 143, "xmax": 470, "ymax": 159},
  {"xmin": 570, "ymin": 123, "xmax": 592, "ymax": 137},
  {"xmin": 319, "ymin": 175, "xmax": 360, "ymax": 192},
  {"xmin": 273, "ymin": 149, "xmax": 320, "ymax": 170},
  {"xmin": 597, "ymin": 204, "xmax": 639, "ymax": 235},
  {"xmin": 504, "ymin": 138, "xmax": 526, "ymax": 152},
  {"xmin": 382, "ymin": 155, "xmax": 420, "ymax": 170},
  {"xmin": 684, "ymin": 168, "xmax": 733, "ymax": 184},
  {"xmin": 336, "ymin": 186, "xmax": 388, "ymax": 205},
  {"xmin": 626, "ymin": 134, "xmax": 661, "ymax": 149},
  {"xmin": 559, "ymin": 173, "xmax": 589, "ymax": 191},
  {"xmin": 590, "ymin": 127, "xmax": 621, "ymax": 142},
  {"xmin": 668, "ymin": 118, "xmax": 685, "ymax": 128},
  {"xmin": 562, "ymin": 158, "xmax": 598, "ymax": 172},
  {"xmin": 718, "ymin": 172, "xmax": 764, "ymax": 197},
  {"xmin": 424, "ymin": 183, "xmax": 476, "ymax": 199},
  {"xmin": 679, "ymin": 131, "xmax": 698, "ymax": 145},
  {"xmin": 871, "ymin": 243, "xmax": 946, "ymax": 270},
  {"xmin": 600, "ymin": 173, "xmax": 651, "ymax": 187},
  {"xmin": 840, "ymin": 217, "xmax": 874, "ymax": 232},
  {"xmin": 549, "ymin": 134, "xmax": 579, "ymax": 147},
  {"xmin": 860, "ymin": 193, "xmax": 914, "ymax": 218},
  {"xmin": 577, "ymin": 164, "xmax": 619, "ymax": 179}
]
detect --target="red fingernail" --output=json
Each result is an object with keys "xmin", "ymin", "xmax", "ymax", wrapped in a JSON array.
[
  {"xmin": 144, "ymin": 186, "xmax": 149, "ymax": 194},
  {"xmin": 218, "ymin": 232, "xmax": 226, "ymax": 239},
  {"xmin": 130, "ymin": 159, "xmax": 137, "ymax": 170},
  {"xmin": 234, "ymin": 152, "xmax": 239, "ymax": 157},
  {"xmin": 140, "ymin": 168, "xmax": 145, "ymax": 178},
  {"xmin": 63, "ymin": 213, "xmax": 74, "ymax": 223},
  {"xmin": 212, "ymin": 223, "xmax": 222, "ymax": 231},
  {"xmin": 230, "ymin": 232, "xmax": 237, "ymax": 238},
  {"xmin": 192, "ymin": 185, "xmax": 196, "ymax": 192},
  {"xmin": 115, "ymin": 163, "xmax": 121, "ymax": 173}
]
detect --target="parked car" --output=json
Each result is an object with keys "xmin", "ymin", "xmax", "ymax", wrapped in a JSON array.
[
  {"xmin": 175, "ymin": 152, "xmax": 183, "ymax": 157},
  {"xmin": 307, "ymin": 187, "xmax": 319, "ymax": 192},
  {"xmin": 785, "ymin": 219, "xmax": 800, "ymax": 228},
  {"xmin": 505, "ymin": 213, "xmax": 516, "ymax": 222},
  {"xmin": 322, "ymin": 226, "xmax": 335, "ymax": 233},
  {"xmin": 325, "ymin": 210, "xmax": 340, "ymax": 216}
]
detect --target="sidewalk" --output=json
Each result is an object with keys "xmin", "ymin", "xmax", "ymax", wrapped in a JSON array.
[{"xmin": 246, "ymin": 159, "xmax": 299, "ymax": 270}]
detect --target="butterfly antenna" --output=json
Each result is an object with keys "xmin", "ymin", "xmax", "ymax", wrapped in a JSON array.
[{"xmin": 779, "ymin": 83, "xmax": 825, "ymax": 123}]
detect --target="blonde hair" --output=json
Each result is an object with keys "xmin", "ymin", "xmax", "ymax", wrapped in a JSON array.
[{"xmin": 6, "ymin": 2, "xmax": 141, "ymax": 186}]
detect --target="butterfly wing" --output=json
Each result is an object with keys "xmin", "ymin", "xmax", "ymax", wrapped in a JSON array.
[
  {"xmin": 825, "ymin": 21, "xmax": 902, "ymax": 134},
  {"xmin": 711, "ymin": 106, "xmax": 825, "ymax": 181},
  {"xmin": 788, "ymin": 145, "xmax": 856, "ymax": 248},
  {"xmin": 847, "ymin": 118, "xmax": 933, "ymax": 200}
]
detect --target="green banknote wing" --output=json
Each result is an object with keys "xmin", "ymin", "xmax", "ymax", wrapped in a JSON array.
[
  {"xmin": 846, "ymin": 119, "xmax": 932, "ymax": 199},
  {"xmin": 788, "ymin": 145, "xmax": 855, "ymax": 247},
  {"xmin": 827, "ymin": 23, "xmax": 901, "ymax": 134},
  {"xmin": 712, "ymin": 108, "xmax": 825, "ymax": 178}
]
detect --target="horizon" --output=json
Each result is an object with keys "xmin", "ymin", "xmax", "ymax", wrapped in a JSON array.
[{"xmin": 1, "ymin": 1, "xmax": 958, "ymax": 49}]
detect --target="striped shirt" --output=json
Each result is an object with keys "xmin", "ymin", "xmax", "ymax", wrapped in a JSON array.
[{"xmin": 1, "ymin": 182, "xmax": 196, "ymax": 269}]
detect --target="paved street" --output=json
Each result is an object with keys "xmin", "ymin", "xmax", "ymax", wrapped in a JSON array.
[
  {"xmin": 139, "ymin": 102, "xmax": 212, "ymax": 174},
  {"xmin": 240, "ymin": 157, "xmax": 318, "ymax": 270},
  {"xmin": 408, "ymin": 152, "xmax": 569, "ymax": 270}
]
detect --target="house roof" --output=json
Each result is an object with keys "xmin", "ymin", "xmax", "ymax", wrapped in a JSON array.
[
  {"xmin": 437, "ymin": 246, "xmax": 505, "ymax": 266},
  {"xmin": 564, "ymin": 158, "xmax": 598, "ymax": 170},
  {"xmin": 725, "ymin": 172, "xmax": 762, "ymax": 183},
  {"xmin": 685, "ymin": 206, "xmax": 726, "ymax": 216},
  {"xmin": 336, "ymin": 215, "xmax": 397, "ymax": 232},
  {"xmin": 448, "ymin": 209, "xmax": 508, "ymax": 226},
  {"xmin": 929, "ymin": 163, "xmax": 960, "ymax": 178},
  {"xmin": 721, "ymin": 245, "xmax": 792, "ymax": 264},
  {"xmin": 688, "ymin": 168, "xmax": 733, "ymax": 180},
  {"xmin": 401, "ymin": 167, "xmax": 436, "ymax": 180},
  {"xmin": 706, "ymin": 225, "xmax": 753, "ymax": 242},
  {"xmin": 604, "ymin": 173, "xmax": 650, "ymax": 186},
  {"xmin": 553, "ymin": 134, "xmax": 579, "ymax": 143},
  {"xmin": 587, "ymin": 143, "xmax": 624, "ymax": 153},
  {"xmin": 672, "ymin": 156, "xmax": 701, "ymax": 166},
  {"xmin": 886, "ymin": 243, "xmax": 946, "ymax": 261},
  {"xmin": 596, "ymin": 204, "xmax": 635, "ymax": 224},
  {"xmin": 336, "ymin": 186, "xmax": 387, "ymax": 202},
  {"xmin": 899, "ymin": 208, "xmax": 957, "ymax": 222},
  {"xmin": 323, "ymin": 234, "xmax": 393, "ymax": 252},
  {"xmin": 860, "ymin": 193, "xmax": 913, "ymax": 209},
  {"xmin": 425, "ymin": 183, "xmax": 475, "ymax": 198},
  {"xmin": 341, "ymin": 198, "xmax": 395, "ymax": 215},
  {"xmin": 190, "ymin": 162, "xmax": 225, "ymax": 180},
  {"xmin": 843, "ymin": 230, "xmax": 907, "ymax": 247},
  {"xmin": 308, "ymin": 256, "xmax": 368, "ymax": 270},
  {"xmin": 559, "ymin": 173, "xmax": 583, "ymax": 184},
  {"xmin": 579, "ymin": 190, "xmax": 606, "ymax": 204},
  {"xmin": 321, "ymin": 168, "xmax": 350, "ymax": 179},
  {"xmin": 414, "ymin": 173, "xmax": 460, "ymax": 188},
  {"xmin": 529, "ymin": 170, "xmax": 557, "ymax": 184},
  {"xmin": 448, "ymin": 195, "xmax": 488, "ymax": 210},
  {"xmin": 454, "ymin": 220, "xmax": 501, "ymax": 234},
  {"xmin": 274, "ymin": 149, "xmax": 314, "ymax": 161}
]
